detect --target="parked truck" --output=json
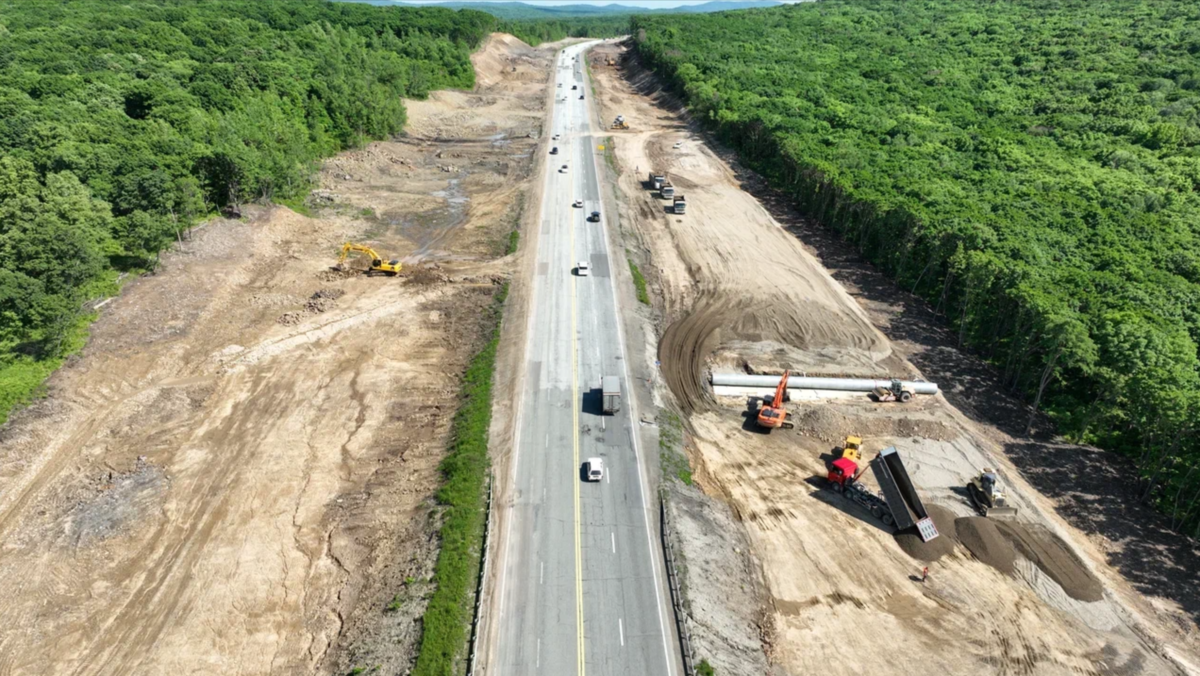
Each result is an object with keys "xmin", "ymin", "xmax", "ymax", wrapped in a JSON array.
[
  {"xmin": 602, "ymin": 376, "xmax": 621, "ymax": 414},
  {"xmin": 660, "ymin": 181, "xmax": 675, "ymax": 199},
  {"xmin": 826, "ymin": 446, "xmax": 940, "ymax": 542},
  {"xmin": 648, "ymin": 172, "xmax": 665, "ymax": 190},
  {"xmin": 672, "ymin": 195, "xmax": 686, "ymax": 214}
]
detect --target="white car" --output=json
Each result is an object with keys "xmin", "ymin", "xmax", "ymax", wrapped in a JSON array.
[
  {"xmin": 673, "ymin": 141, "xmax": 683, "ymax": 149},
  {"xmin": 573, "ymin": 199, "xmax": 583, "ymax": 208},
  {"xmin": 576, "ymin": 260, "xmax": 590, "ymax": 276},
  {"xmin": 560, "ymin": 164, "xmax": 568, "ymax": 173},
  {"xmin": 585, "ymin": 457, "xmax": 604, "ymax": 482}
]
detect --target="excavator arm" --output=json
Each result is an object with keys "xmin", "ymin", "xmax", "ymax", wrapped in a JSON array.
[{"xmin": 337, "ymin": 242, "xmax": 402, "ymax": 276}]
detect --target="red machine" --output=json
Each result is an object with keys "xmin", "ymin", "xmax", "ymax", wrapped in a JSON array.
[{"xmin": 756, "ymin": 370, "xmax": 794, "ymax": 430}]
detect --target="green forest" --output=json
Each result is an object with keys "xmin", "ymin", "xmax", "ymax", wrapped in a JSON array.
[
  {"xmin": 632, "ymin": 0, "xmax": 1200, "ymax": 534},
  {"xmin": 0, "ymin": 0, "xmax": 500, "ymax": 420}
]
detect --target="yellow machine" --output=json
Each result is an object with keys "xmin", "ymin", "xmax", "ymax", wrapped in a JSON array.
[
  {"xmin": 841, "ymin": 435, "xmax": 863, "ymax": 462},
  {"xmin": 612, "ymin": 120, "xmax": 630, "ymax": 130},
  {"xmin": 337, "ymin": 242, "xmax": 402, "ymax": 276}
]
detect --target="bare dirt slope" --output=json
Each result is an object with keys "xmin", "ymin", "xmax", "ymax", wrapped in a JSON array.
[
  {"xmin": 589, "ymin": 42, "xmax": 1199, "ymax": 676},
  {"xmin": 0, "ymin": 34, "xmax": 553, "ymax": 676}
]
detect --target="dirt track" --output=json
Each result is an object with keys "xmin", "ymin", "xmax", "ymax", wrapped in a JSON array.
[
  {"xmin": 589, "ymin": 42, "xmax": 1199, "ymax": 676},
  {"xmin": 0, "ymin": 34, "xmax": 554, "ymax": 676}
]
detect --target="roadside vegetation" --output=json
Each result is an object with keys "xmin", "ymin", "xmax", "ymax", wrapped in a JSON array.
[
  {"xmin": 0, "ymin": 0, "xmax": 502, "ymax": 424},
  {"xmin": 412, "ymin": 283, "xmax": 507, "ymax": 676},
  {"xmin": 633, "ymin": 0, "xmax": 1200, "ymax": 535},
  {"xmin": 627, "ymin": 258, "xmax": 650, "ymax": 305},
  {"xmin": 659, "ymin": 410, "xmax": 693, "ymax": 485}
]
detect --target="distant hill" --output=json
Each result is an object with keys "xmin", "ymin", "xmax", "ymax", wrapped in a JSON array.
[{"xmin": 340, "ymin": 1, "xmax": 784, "ymax": 20}]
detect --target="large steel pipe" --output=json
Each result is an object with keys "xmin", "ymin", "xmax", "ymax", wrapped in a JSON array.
[{"xmin": 711, "ymin": 373, "xmax": 939, "ymax": 395}]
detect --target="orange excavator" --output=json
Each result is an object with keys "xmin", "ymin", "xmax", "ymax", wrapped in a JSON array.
[{"xmin": 756, "ymin": 370, "xmax": 795, "ymax": 430}]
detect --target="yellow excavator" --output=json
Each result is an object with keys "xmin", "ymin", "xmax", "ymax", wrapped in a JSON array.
[{"xmin": 336, "ymin": 242, "xmax": 402, "ymax": 276}]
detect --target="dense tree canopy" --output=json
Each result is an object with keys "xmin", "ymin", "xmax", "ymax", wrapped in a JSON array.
[
  {"xmin": 0, "ymin": 0, "xmax": 496, "ymax": 420},
  {"xmin": 633, "ymin": 0, "xmax": 1200, "ymax": 534}
]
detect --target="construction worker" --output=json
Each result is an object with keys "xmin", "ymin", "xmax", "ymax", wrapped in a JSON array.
[{"xmin": 921, "ymin": 566, "xmax": 929, "ymax": 584}]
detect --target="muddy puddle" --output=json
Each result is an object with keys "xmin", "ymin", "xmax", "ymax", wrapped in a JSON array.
[{"xmin": 379, "ymin": 177, "xmax": 471, "ymax": 262}]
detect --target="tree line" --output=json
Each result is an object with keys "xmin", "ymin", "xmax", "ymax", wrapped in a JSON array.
[
  {"xmin": 0, "ymin": 0, "xmax": 499, "ymax": 421},
  {"xmin": 631, "ymin": 0, "xmax": 1200, "ymax": 536}
]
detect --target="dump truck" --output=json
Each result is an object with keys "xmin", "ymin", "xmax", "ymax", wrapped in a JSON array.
[
  {"xmin": 826, "ymin": 446, "xmax": 940, "ymax": 541},
  {"xmin": 648, "ymin": 172, "xmax": 665, "ymax": 190},
  {"xmin": 602, "ymin": 376, "xmax": 621, "ymax": 414},
  {"xmin": 660, "ymin": 181, "xmax": 675, "ymax": 199},
  {"xmin": 672, "ymin": 195, "xmax": 687, "ymax": 214}
]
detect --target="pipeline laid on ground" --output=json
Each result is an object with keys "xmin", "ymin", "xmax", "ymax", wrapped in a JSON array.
[{"xmin": 710, "ymin": 373, "xmax": 939, "ymax": 395}]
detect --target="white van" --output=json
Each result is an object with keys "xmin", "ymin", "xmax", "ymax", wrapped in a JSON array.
[
  {"xmin": 576, "ymin": 260, "xmax": 590, "ymax": 276},
  {"xmin": 585, "ymin": 457, "xmax": 604, "ymax": 482}
]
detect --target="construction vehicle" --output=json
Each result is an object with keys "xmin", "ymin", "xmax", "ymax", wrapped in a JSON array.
[
  {"xmin": 672, "ymin": 195, "xmax": 686, "ymax": 214},
  {"xmin": 841, "ymin": 435, "xmax": 862, "ymax": 462},
  {"xmin": 336, "ymin": 243, "xmax": 401, "ymax": 276},
  {"xmin": 827, "ymin": 447, "xmax": 940, "ymax": 541},
  {"xmin": 871, "ymin": 378, "xmax": 914, "ymax": 403},
  {"xmin": 660, "ymin": 180, "xmax": 675, "ymax": 199},
  {"xmin": 756, "ymin": 370, "xmax": 794, "ymax": 430},
  {"xmin": 967, "ymin": 469, "xmax": 1019, "ymax": 518},
  {"xmin": 612, "ymin": 119, "xmax": 629, "ymax": 130},
  {"xmin": 648, "ymin": 172, "xmax": 665, "ymax": 190},
  {"xmin": 602, "ymin": 376, "xmax": 621, "ymax": 414}
]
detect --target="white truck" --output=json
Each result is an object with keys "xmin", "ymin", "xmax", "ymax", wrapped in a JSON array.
[
  {"xmin": 602, "ymin": 376, "xmax": 621, "ymax": 414},
  {"xmin": 673, "ymin": 195, "xmax": 687, "ymax": 214},
  {"xmin": 660, "ymin": 181, "xmax": 675, "ymax": 199},
  {"xmin": 648, "ymin": 172, "xmax": 665, "ymax": 190}
]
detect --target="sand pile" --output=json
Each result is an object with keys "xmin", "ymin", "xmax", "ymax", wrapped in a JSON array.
[
  {"xmin": 787, "ymin": 406, "xmax": 956, "ymax": 444},
  {"xmin": 894, "ymin": 504, "xmax": 958, "ymax": 561},
  {"xmin": 955, "ymin": 516, "xmax": 1015, "ymax": 575},
  {"xmin": 993, "ymin": 521, "xmax": 1103, "ymax": 602}
]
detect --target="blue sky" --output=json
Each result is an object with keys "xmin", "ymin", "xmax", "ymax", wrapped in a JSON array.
[{"xmin": 398, "ymin": 0, "xmax": 805, "ymax": 7}]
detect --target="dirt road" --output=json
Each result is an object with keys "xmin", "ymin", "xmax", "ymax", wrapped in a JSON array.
[
  {"xmin": 588, "ymin": 42, "xmax": 1199, "ymax": 676},
  {"xmin": 0, "ymin": 34, "xmax": 554, "ymax": 676}
]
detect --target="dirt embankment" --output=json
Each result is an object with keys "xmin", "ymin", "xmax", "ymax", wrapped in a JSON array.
[
  {"xmin": 0, "ymin": 33, "xmax": 553, "ymax": 676},
  {"xmin": 588, "ymin": 40, "xmax": 1195, "ymax": 676}
]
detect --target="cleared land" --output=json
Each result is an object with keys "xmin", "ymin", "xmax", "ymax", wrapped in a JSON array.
[
  {"xmin": 588, "ymin": 42, "xmax": 1200, "ymax": 676},
  {"xmin": 0, "ymin": 34, "xmax": 553, "ymax": 676}
]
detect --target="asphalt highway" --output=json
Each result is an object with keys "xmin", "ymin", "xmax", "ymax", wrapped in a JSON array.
[{"xmin": 491, "ymin": 42, "xmax": 678, "ymax": 676}]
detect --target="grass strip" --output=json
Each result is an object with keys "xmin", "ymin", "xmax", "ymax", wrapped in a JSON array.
[
  {"xmin": 627, "ymin": 258, "xmax": 650, "ymax": 305},
  {"xmin": 505, "ymin": 229, "xmax": 520, "ymax": 255},
  {"xmin": 658, "ymin": 410, "xmax": 692, "ymax": 485},
  {"xmin": 411, "ymin": 283, "xmax": 508, "ymax": 676}
]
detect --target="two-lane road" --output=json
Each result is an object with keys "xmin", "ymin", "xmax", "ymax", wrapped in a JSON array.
[{"xmin": 492, "ymin": 42, "xmax": 677, "ymax": 676}]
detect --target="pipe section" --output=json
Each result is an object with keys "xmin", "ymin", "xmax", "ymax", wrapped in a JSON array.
[{"xmin": 711, "ymin": 374, "xmax": 939, "ymax": 395}]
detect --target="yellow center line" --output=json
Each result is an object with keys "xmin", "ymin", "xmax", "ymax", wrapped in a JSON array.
[{"xmin": 569, "ymin": 111, "xmax": 586, "ymax": 676}]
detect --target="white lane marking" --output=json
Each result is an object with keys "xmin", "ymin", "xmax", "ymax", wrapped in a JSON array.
[
  {"xmin": 492, "ymin": 45, "xmax": 585, "ymax": 676},
  {"xmin": 584, "ymin": 49, "xmax": 678, "ymax": 676},
  {"xmin": 606, "ymin": 469, "xmax": 610, "ymax": 485},
  {"xmin": 619, "ymin": 618, "xmax": 625, "ymax": 647},
  {"xmin": 611, "ymin": 532, "xmax": 616, "ymax": 554},
  {"xmin": 537, "ymin": 638, "xmax": 541, "ymax": 668},
  {"xmin": 540, "ymin": 561, "xmax": 544, "ymax": 585}
]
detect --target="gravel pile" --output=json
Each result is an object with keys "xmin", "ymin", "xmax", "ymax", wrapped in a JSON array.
[
  {"xmin": 994, "ymin": 521, "xmax": 1103, "ymax": 602},
  {"xmin": 955, "ymin": 516, "xmax": 1015, "ymax": 575},
  {"xmin": 893, "ymin": 504, "xmax": 958, "ymax": 561}
]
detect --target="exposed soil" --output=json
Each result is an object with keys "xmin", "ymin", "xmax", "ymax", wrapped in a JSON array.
[
  {"xmin": 0, "ymin": 33, "xmax": 555, "ymax": 676},
  {"xmin": 956, "ymin": 516, "xmax": 1017, "ymax": 576},
  {"xmin": 996, "ymin": 520, "xmax": 1105, "ymax": 603},
  {"xmin": 589, "ymin": 40, "xmax": 1197, "ymax": 676},
  {"xmin": 893, "ymin": 504, "xmax": 959, "ymax": 562}
]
